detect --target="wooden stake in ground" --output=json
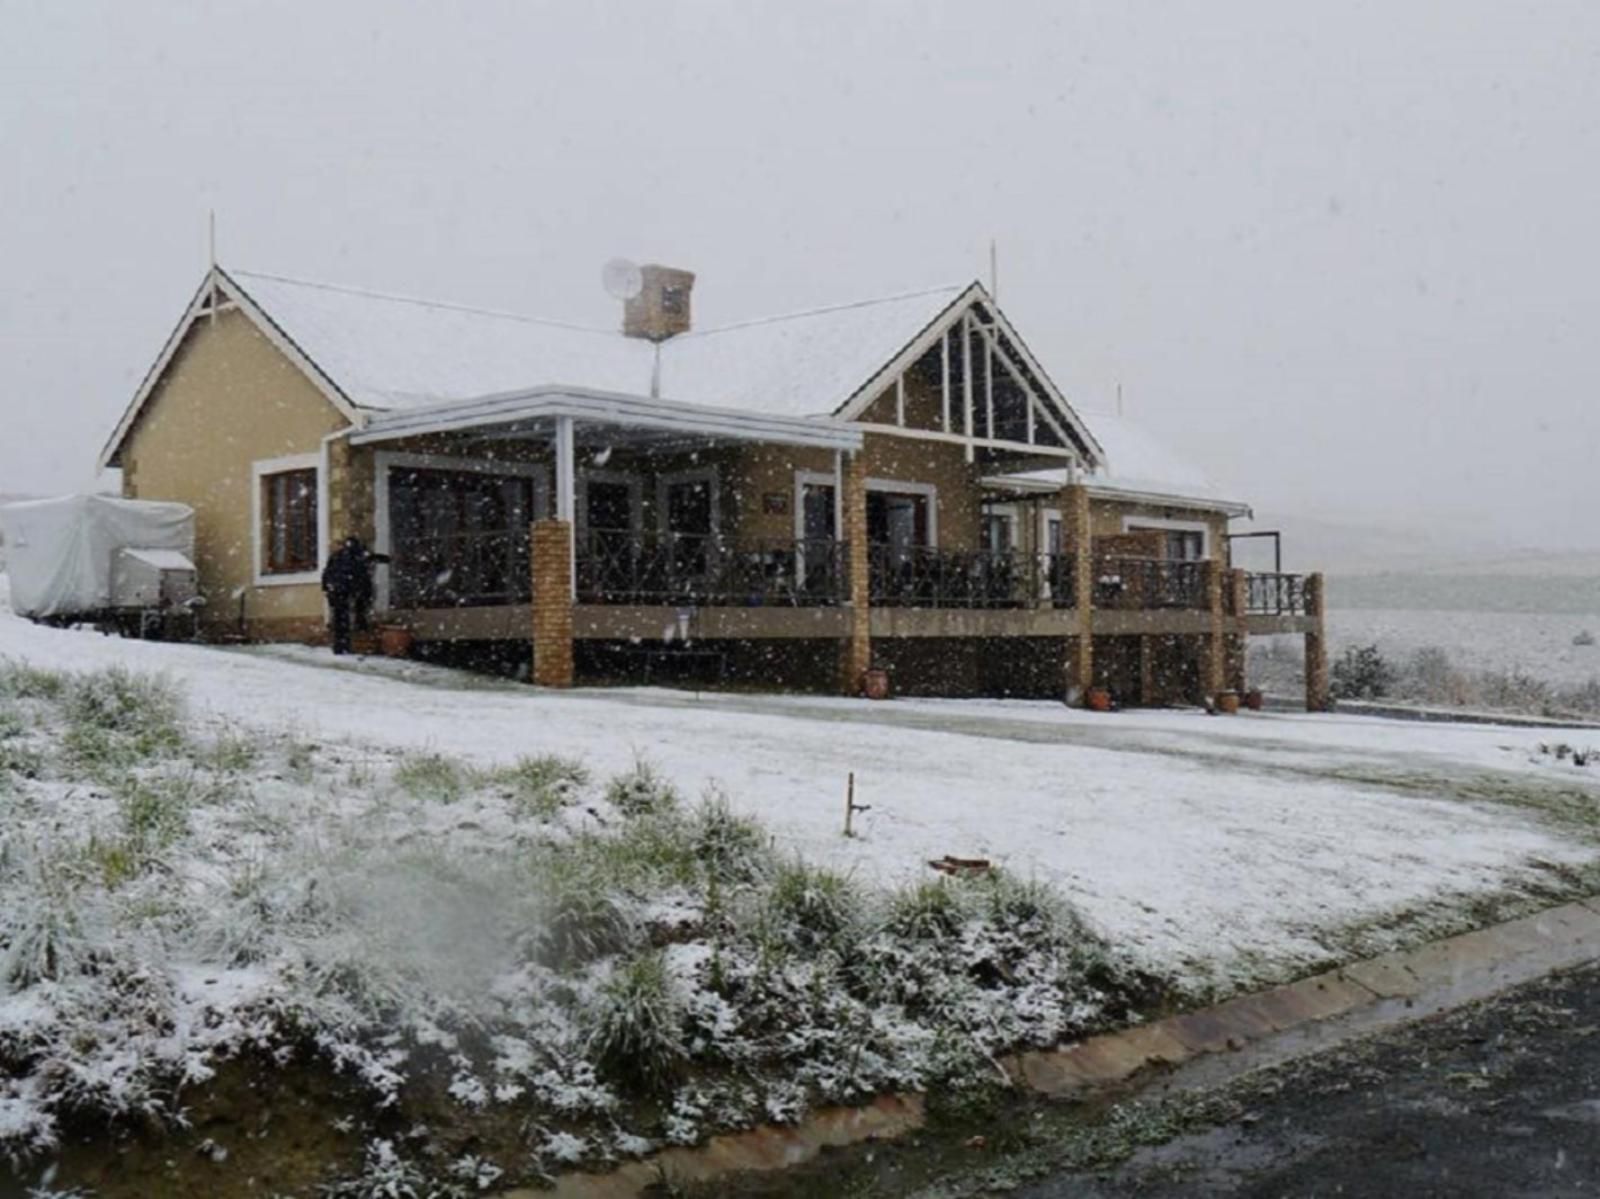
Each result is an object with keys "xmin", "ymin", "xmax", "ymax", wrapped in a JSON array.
[{"xmin": 843, "ymin": 772, "xmax": 871, "ymax": 837}]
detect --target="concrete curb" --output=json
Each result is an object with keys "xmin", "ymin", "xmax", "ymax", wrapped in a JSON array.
[{"xmin": 514, "ymin": 897, "xmax": 1600, "ymax": 1198}]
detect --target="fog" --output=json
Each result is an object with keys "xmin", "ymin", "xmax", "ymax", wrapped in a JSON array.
[{"xmin": 4, "ymin": 1, "xmax": 1597, "ymax": 554}]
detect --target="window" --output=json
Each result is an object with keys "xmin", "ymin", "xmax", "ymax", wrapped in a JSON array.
[
  {"xmin": 660, "ymin": 285, "xmax": 687, "ymax": 316},
  {"xmin": 1127, "ymin": 523, "xmax": 1206, "ymax": 561},
  {"xmin": 262, "ymin": 468, "xmax": 318, "ymax": 575},
  {"xmin": 980, "ymin": 511, "xmax": 1015, "ymax": 553}
]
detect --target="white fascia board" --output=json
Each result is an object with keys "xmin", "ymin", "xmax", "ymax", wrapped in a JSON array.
[
  {"xmin": 978, "ymin": 474, "xmax": 1063, "ymax": 495},
  {"xmin": 350, "ymin": 385, "xmax": 864, "ymax": 452},
  {"xmin": 1085, "ymin": 481, "xmax": 1253, "ymax": 519}
]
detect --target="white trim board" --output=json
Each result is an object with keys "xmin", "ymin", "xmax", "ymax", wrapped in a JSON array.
[
  {"xmin": 250, "ymin": 452, "xmax": 327, "ymax": 588},
  {"xmin": 372, "ymin": 449, "xmax": 551, "ymax": 612}
]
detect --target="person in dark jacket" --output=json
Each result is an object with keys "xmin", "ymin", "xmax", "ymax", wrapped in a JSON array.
[{"xmin": 321, "ymin": 536, "xmax": 390, "ymax": 655}]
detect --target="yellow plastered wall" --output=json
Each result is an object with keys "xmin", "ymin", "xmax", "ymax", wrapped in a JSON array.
[{"xmin": 117, "ymin": 309, "xmax": 350, "ymax": 636}]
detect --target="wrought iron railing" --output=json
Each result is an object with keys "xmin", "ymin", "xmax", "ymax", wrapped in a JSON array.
[
  {"xmin": 868, "ymin": 545, "xmax": 1036, "ymax": 609},
  {"xmin": 389, "ymin": 528, "xmax": 531, "ymax": 608},
  {"xmin": 1092, "ymin": 558, "xmax": 1207, "ymax": 610},
  {"xmin": 1041, "ymin": 552, "xmax": 1077, "ymax": 609},
  {"xmin": 576, "ymin": 530, "xmax": 847, "ymax": 606},
  {"xmin": 1244, "ymin": 571, "xmax": 1306, "ymax": 615}
]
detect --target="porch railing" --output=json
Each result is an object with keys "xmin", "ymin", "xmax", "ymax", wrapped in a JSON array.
[
  {"xmin": 1092, "ymin": 558, "xmax": 1207, "ymax": 610},
  {"xmin": 576, "ymin": 530, "xmax": 848, "ymax": 606},
  {"xmin": 1243, "ymin": 571, "xmax": 1307, "ymax": 616},
  {"xmin": 868, "ymin": 545, "xmax": 1038, "ymax": 609},
  {"xmin": 389, "ymin": 528, "xmax": 532, "ymax": 608}
]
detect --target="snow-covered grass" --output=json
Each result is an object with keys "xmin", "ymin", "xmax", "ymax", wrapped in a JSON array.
[
  {"xmin": 3, "ymin": 574, "xmax": 1600, "ymax": 1189},
  {"xmin": 0, "ymin": 658, "xmax": 1138, "ymax": 1191}
]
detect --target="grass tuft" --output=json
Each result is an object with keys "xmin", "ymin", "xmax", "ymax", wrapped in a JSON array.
[
  {"xmin": 487, "ymin": 753, "xmax": 589, "ymax": 819},
  {"xmin": 61, "ymin": 667, "xmax": 184, "ymax": 772},
  {"xmin": 763, "ymin": 860, "xmax": 857, "ymax": 953},
  {"xmin": 605, "ymin": 757, "xmax": 680, "ymax": 819},
  {"xmin": 394, "ymin": 752, "xmax": 469, "ymax": 804},
  {"xmin": 587, "ymin": 950, "xmax": 686, "ymax": 1096}
]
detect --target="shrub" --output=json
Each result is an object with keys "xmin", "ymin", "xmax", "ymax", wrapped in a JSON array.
[
  {"xmin": 604, "ymin": 757, "xmax": 680, "ymax": 819},
  {"xmin": 1574, "ymin": 629, "xmax": 1596, "ymax": 648},
  {"xmin": 1329, "ymin": 644, "xmax": 1395, "ymax": 701},
  {"xmin": 885, "ymin": 879, "xmax": 963, "ymax": 942},
  {"xmin": 531, "ymin": 861, "xmax": 641, "ymax": 967},
  {"xmin": 489, "ymin": 753, "xmax": 589, "ymax": 819},
  {"xmin": 586, "ymin": 951, "xmax": 686, "ymax": 1096},
  {"xmin": 394, "ymin": 752, "xmax": 468, "ymax": 804},
  {"xmin": 763, "ymin": 861, "xmax": 857, "ymax": 952},
  {"xmin": 687, "ymin": 792, "xmax": 771, "ymax": 883}
]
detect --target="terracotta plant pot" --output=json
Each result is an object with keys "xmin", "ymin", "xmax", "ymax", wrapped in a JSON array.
[
  {"xmin": 378, "ymin": 624, "xmax": 415, "ymax": 658},
  {"xmin": 1244, "ymin": 688, "xmax": 1265, "ymax": 711},
  {"xmin": 861, "ymin": 667, "xmax": 891, "ymax": 701},
  {"xmin": 1086, "ymin": 686, "xmax": 1113, "ymax": 712},
  {"xmin": 1215, "ymin": 690, "xmax": 1241, "ymax": 715}
]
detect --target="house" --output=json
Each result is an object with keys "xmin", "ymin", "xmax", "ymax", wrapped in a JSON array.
[{"xmin": 98, "ymin": 263, "xmax": 1329, "ymax": 709}]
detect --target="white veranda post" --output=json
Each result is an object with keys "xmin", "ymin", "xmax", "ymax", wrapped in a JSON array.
[{"xmin": 554, "ymin": 415, "xmax": 576, "ymax": 599}]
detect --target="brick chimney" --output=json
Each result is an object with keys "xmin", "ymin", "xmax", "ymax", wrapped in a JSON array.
[{"xmin": 623, "ymin": 264, "xmax": 695, "ymax": 341}]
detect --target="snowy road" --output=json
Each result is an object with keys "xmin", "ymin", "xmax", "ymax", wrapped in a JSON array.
[{"xmin": 3, "ymin": 601, "xmax": 1597, "ymax": 992}]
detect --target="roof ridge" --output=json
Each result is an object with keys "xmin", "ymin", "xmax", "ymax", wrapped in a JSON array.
[
  {"xmin": 680, "ymin": 282, "xmax": 972, "ymax": 340},
  {"xmin": 226, "ymin": 267, "xmax": 620, "ymax": 337}
]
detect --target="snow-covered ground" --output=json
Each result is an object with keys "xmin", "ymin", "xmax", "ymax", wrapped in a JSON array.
[
  {"xmin": 4, "ymin": 578, "xmax": 1597, "ymax": 993},
  {"xmin": 1329, "ymin": 606, "xmax": 1600, "ymax": 689}
]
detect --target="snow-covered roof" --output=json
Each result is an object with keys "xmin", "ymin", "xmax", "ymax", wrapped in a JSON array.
[
  {"xmin": 231, "ymin": 270, "xmax": 656, "ymax": 411},
  {"xmin": 229, "ymin": 269, "xmax": 964, "ymax": 420},
  {"xmin": 996, "ymin": 410, "xmax": 1251, "ymax": 516},
  {"xmin": 661, "ymin": 286, "xmax": 965, "ymax": 418}
]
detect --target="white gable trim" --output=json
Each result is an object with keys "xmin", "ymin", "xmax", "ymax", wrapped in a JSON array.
[
  {"xmin": 833, "ymin": 283, "xmax": 1106, "ymax": 468},
  {"xmin": 98, "ymin": 267, "xmax": 363, "ymax": 472}
]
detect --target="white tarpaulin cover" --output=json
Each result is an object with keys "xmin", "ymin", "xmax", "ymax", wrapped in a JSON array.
[{"xmin": 0, "ymin": 495, "xmax": 194, "ymax": 618}]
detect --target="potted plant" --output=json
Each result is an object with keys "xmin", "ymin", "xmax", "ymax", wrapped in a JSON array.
[
  {"xmin": 861, "ymin": 666, "xmax": 891, "ymax": 700},
  {"xmin": 378, "ymin": 623, "xmax": 415, "ymax": 658},
  {"xmin": 1215, "ymin": 689, "xmax": 1241, "ymax": 714},
  {"xmin": 1244, "ymin": 688, "xmax": 1265, "ymax": 711},
  {"xmin": 1086, "ymin": 686, "xmax": 1113, "ymax": 712}
]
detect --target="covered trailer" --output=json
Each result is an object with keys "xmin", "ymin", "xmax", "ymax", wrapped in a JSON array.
[{"xmin": 0, "ymin": 495, "xmax": 200, "ymax": 635}]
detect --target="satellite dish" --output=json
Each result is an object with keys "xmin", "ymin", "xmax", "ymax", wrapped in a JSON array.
[{"xmin": 602, "ymin": 258, "xmax": 644, "ymax": 301}]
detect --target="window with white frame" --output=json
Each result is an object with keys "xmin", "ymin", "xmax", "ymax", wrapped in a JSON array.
[{"xmin": 258, "ymin": 461, "xmax": 320, "ymax": 577}]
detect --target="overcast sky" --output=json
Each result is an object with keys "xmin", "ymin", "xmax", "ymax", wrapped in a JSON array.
[{"xmin": 3, "ymin": 1, "xmax": 1597, "ymax": 554}]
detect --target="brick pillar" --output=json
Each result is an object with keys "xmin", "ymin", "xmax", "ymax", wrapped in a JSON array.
[
  {"xmin": 1226, "ymin": 567, "xmax": 1249, "ymax": 694},
  {"xmin": 326, "ymin": 437, "xmax": 353, "ymax": 548},
  {"xmin": 1304, "ymin": 571, "xmax": 1330, "ymax": 712},
  {"xmin": 1064, "ymin": 483, "xmax": 1094, "ymax": 702},
  {"xmin": 531, "ymin": 520, "xmax": 575, "ymax": 688},
  {"xmin": 1201, "ymin": 559, "xmax": 1227, "ymax": 701},
  {"xmin": 839, "ymin": 453, "xmax": 871, "ymax": 695}
]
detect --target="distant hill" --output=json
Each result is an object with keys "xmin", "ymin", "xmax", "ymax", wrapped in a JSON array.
[{"xmin": 1232, "ymin": 512, "xmax": 1600, "ymax": 579}]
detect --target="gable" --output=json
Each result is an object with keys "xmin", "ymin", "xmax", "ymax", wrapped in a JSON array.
[
  {"xmin": 100, "ymin": 269, "xmax": 361, "ymax": 470},
  {"xmin": 836, "ymin": 288, "xmax": 1105, "ymax": 466}
]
